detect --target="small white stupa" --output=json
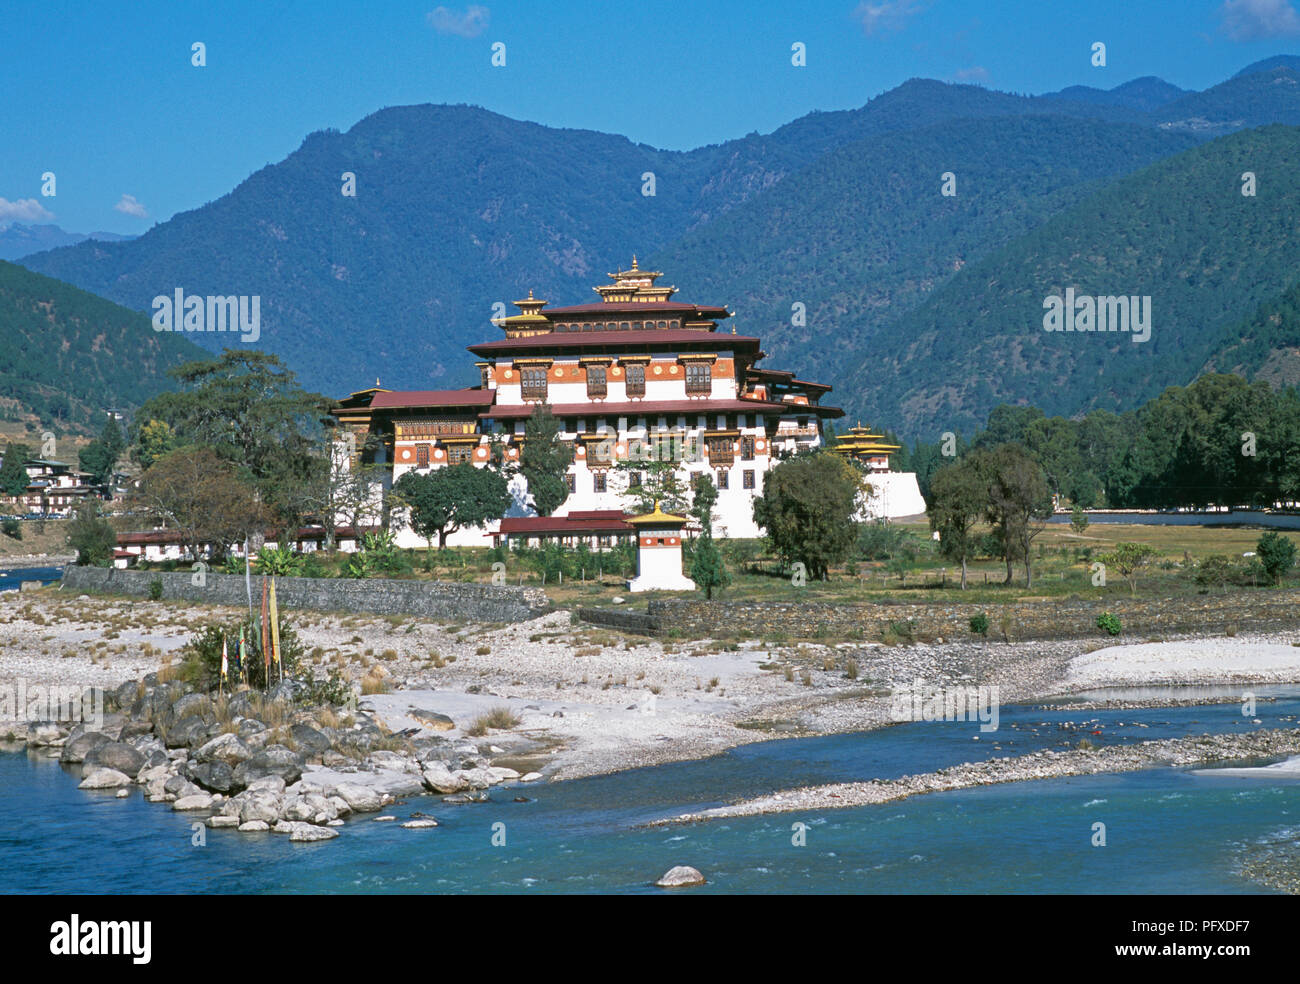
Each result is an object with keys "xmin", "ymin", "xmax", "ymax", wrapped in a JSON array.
[{"xmin": 626, "ymin": 502, "xmax": 696, "ymax": 592}]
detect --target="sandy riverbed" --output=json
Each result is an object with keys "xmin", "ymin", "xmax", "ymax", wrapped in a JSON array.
[{"xmin": 4, "ymin": 586, "xmax": 1300, "ymax": 782}]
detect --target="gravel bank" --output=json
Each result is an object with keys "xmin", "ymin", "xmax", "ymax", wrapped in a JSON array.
[
  {"xmin": 6, "ymin": 587, "xmax": 1300, "ymax": 782},
  {"xmin": 654, "ymin": 729, "xmax": 1300, "ymax": 824}
]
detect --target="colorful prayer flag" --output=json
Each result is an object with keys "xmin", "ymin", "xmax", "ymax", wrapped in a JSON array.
[
  {"xmin": 268, "ymin": 578, "xmax": 281, "ymax": 671},
  {"xmin": 261, "ymin": 577, "xmax": 270, "ymax": 674}
]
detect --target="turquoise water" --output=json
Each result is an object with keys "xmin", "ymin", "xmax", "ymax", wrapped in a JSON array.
[
  {"xmin": 0, "ymin": 566, "xmax": 62, "ymax": 592},
  {"xmin": 4, "ymin": 694, "xmax": 1300, "ymax": 894}
]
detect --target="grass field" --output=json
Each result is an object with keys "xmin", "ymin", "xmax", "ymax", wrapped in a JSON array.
[{"xmin": 47, "ymin": 517, "xmax": 1300, "ymax": 611}]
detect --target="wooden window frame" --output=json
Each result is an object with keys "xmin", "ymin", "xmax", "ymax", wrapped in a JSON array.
[{"xmin": 685, "ymin": 362, "xmax": 712, "ymax": 395}]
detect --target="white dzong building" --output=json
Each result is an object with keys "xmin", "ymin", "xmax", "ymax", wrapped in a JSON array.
[{"xmin": 332, "ymin": 260, "xmax": 920, "ymax": 547}]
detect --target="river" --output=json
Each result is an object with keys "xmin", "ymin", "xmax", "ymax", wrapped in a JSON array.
[{"xmin": 3, "ymin": 689, "xmax": 1299, "ymax": 893}]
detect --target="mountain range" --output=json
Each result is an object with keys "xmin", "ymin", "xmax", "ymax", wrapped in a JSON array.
[
  {"xmin": 0, "ymin": 261, "xmax": 202, "ymax": 431},
  {"xmin": 13, "ymin": 55, "xmax": 1300, "ymax": 440},
  {"xmin": 0, "ymin": 224, "xmax": 134, "ymax": 262}
]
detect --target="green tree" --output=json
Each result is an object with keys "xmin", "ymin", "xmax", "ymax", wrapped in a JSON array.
[
  {"xmin": 614, "ymin": 434, "xmax": 693, "ymax": 515},
  {"xmin": 519, "ymin": 404, "xmax": 573, "ymax": 517},
  {"xmin": 66, "ymin": 501, "xmax": 117, "ymax": 566},
  {"xmin": 1069, "ymin": 505, "xmax": 1090, "ymax": 534},
  {"xmin": 752, "ymin": 453, "xmax": 861, "ymax": 581},
  {"xmin": 928, "ymin": 460, "xmax": 986, "ymax": 589},
  {"xmin": 137, "ymin": 447, "xmax": 269, "ymax": 563},
  {"xmin": 393, "ymin": 464, "xmax": 511, "ymax": 550},
  {"xmin": 133, "ymin": 350, "xmax": 330, "ymax": 531},
  {"xmin": 981, "ymin": 444, "xmax": 1053, "ymax": 588},
  {"xmin": 1256, "ymin": 531, "xmax": 1297, "ymax": 586},
  {"xmin": 1099, "ymin": 541, "xmax": 1159, "ymax": 596},
  {"xmin": 689, "ymin": 473, "xmax": 729, "ymax": 599},
  {"xmin": 78, "ymin": 415, "xmax": 126, "ymax": 488},
  {"xmin": 0, "ymin": 443, "xmax": 31, "ymax": 497},
  {"xmin": 133, "ymin": 419, "xmax": 178, "ymax": 471}
]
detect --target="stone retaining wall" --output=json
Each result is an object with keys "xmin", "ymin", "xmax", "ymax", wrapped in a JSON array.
[
  {"xmin": 61, "ymin": 566, "xmax": 550, "ymax": 623},
  {"xmin": 575, "ymin": 607, "xmax": 662, "ymax": 636},
  {"xmin": 608, "ymin": 592, "xmax": 1300, "ymax": 641}
]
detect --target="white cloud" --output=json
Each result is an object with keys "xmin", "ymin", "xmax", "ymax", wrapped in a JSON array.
[
  {"xmin": 954, "ymin": 65, "xmax": 990, "ymax": 83},
  {"xmin": 0, "ymin": 197, "xmax": 55, "ymax": 223},
  {"xmin": 427, "ymin": 5, "xmax": 489, "ymax": 38},
  {"xmin": 853, "ymin": 0, "xmax": 925, "ymax": 37},
  {"xmin": 1218, "ymin": 0, "xmax": 1300, "ymax": 40},
  {"xmin": 113, "ymin": 194, "xmax": 148, "ymax": 218}
]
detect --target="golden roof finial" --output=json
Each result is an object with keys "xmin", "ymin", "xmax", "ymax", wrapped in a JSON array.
[
  {"xmin": 631, "ymin": 254, "xmax": 638, "ymax": 269},
  {"xmin": 376, "ymin": 377, "xmax": 380, "ymax": 387},
  {"xmin": 528, "ymin": 289, "xmax": 534, "ymax": 299}
]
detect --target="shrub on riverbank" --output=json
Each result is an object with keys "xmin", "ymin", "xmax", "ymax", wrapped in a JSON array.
[
  {"xmin": 180, "ymin": 615, "xmax": 305, "ymax": 690},
  {"xmin": 466, "ymin": 706, "xmax": 520, "ymax": 735}
]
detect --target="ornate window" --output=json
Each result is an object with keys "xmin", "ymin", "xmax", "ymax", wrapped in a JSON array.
[
  {"xmin": 629, "ymin": 472, "xmax": 642, "ymax": 488},
  {"xmin": 480, "ymin": 366, "xmax": 491, "ymax": 389},
  {"xmin": 416, "ymin": 444, "xmax": 430, "ymax": 468},
  {"xmin": 625, "ymin": 364, "xmax": 646, "ymax": 397},
  {"xmin": 716, "ymin": 470, "xmax": 729, "ymax": 489},
  {"xmin": 707, "ymin": 436, "xmax": 734, "ymax": 467},
  {"xmin": 741, "ymin": 436, "xmax": 755, "ymax": 461},
  {"xmin": 587, "ymin": 438, "xmax": 614, "ymax": 467},
  {"xmin": 743, "ymin": 469, "xmax": 755, "ymax": 489},
  {"xmin": 448, "ymin": 444, "xmax": 474, "ymax": 465},
  {"xmin": 521, "ymin": 367, "xmax": 548, "ymax": 400},
  {"xmin": 685, "ymin": 362, "xmax": 712, "ymax": 395},
  {"xmin": 587, "ymin": 365, "xmax": 607, "ymax": 398},
  {"xmin": 593, "ymin": 472, "xmax": 607, "ymax": 493},
  {"xmin": 566, "ymin": 473, "xmax": 576, "ymax": 493}
]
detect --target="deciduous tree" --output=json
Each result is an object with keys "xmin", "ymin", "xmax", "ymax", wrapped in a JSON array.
[{"xmin": 752, "ymin": 452, "xmax": 861, "ymax": 581}]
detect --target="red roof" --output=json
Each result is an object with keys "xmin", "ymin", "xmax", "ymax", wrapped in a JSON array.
[
  {"xmin": 497, "ymin": 514, "xmax": 633, "ymax": 535},
  {"xmin": 483, "ymin": 398, "xmax": 843, "ymax": 420},
  {"xmin": 540, "ymin": 302, "xmax": 729, "ymax": 316},
  {"xmin": 469, "ymin": 329, "xmax": 760, "ymax": 356},
  {"xmin": 369, "ymin": 389, "xmax": 492, "ymax": 409}
]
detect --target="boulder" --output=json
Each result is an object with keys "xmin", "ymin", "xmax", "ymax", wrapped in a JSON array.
[
  {"xmin": 232, "ymin": 746, "xmax": 304, "ymax": 789},
  {"xmin": 120, "ymin": 719, "xmax": 155, "ymax": 739},
  {"xmin": 228, "ymin": 691, "xmax": 260, "ymax": 717},
  {"xmin": 185, "ymin": 760, "xmax": 236, "ymax": 794},
  {"xmin": 422, "ymin": 761, "xmax": 469, "ymax": 794},
  {"xmin": 60, "ymin": 731, "xmax": 110, "ymax": 764},
  {"xmin": 164, "ymin": 775, "xmax": 202, "ymax": 799},
  {"xmin": 289, "ymin": 724, "xmax": 331, "ymax": 757},
  {"xmin": 235, "ymin": 718, "xmax": 267, "ymax": 738},
  {"xmin": 172, "ymin": 793, "xmax": 216, "ymax": 811},
  {"xmin": 521, "ymin": 772, "xmax": 543, "ymax": 782},
  {"xmin": 234, "ymin": 790, "xmax": 284, "ymax": 825},
  {"xmin": 112, "ymin": 680, "xmax": 141, "ymax": 710},
  {"xmin": 411, "ymin": 709, "xmax": 455, "ymax": 731},
  {"xmin": 194, "ymin": 733, "xmax": 252, "ymax": 766},
  {"xmin": 83, "ymin": 741, "xmax": 146, "ymax": 778},
  {"xmin": 79, "ymin": 768, "xmax": 132, "ymax": 790},
  {"xmin": 487, "ymin": 766, "xmax": 521, "ymax": 782},
  {"xmin": 206, "ymin": 815, "xmax": 240, "ymax": 828},
  {"xmin": 27, "ymin": 723, "xmax": 64, "ymax": 747},
  {"xmin": 168, "ymin": 692, "xmax": 213, "ymax": 725},
  {"xmin": 245, "ymin": 775, "xmax": 287, "ymax": 795},
  {"xmin": 655, "ymin": 866, "xmax": 706, "ymax": 888},
  {"xmin": 454, "ymin": 767, "xmax": 497, "ymax": 790},
  {"xmin": 237, "ymin": 820, "xmax": 270, "ymax": 832},
  {"xmin": 402, "ymin": 818, "xmax": 439, "ymax": 829},
  {"xmin": 287, "ymin": 822, "xmax": 339, "ymax": 843},
  {"xmin": 164, "ymin": 715, "xmax": 210, "ymax": 749},
  {"xmin": 333, "ymin": 782, "xmax": 384, "ymax": 813}
]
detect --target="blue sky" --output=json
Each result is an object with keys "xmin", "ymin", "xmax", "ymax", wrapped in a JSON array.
[{"xmin": 3, "ymin": 0, "xmax": 1300, "ymax": 233}]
